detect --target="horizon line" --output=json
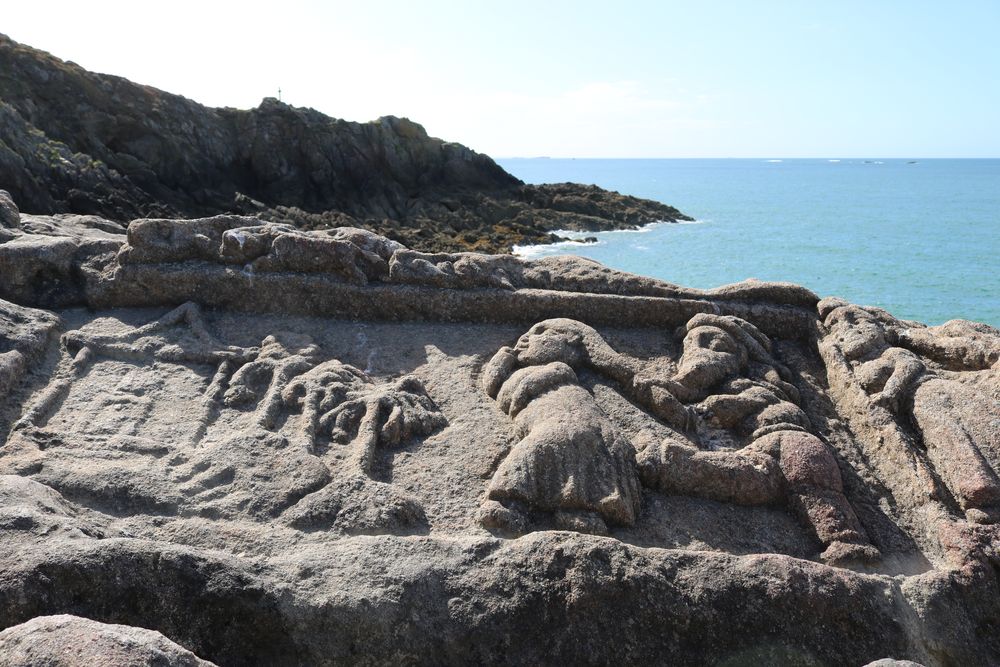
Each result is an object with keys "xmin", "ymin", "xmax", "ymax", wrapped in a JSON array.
[{"xmin": 494, "ymin": 156, "xmax": 1000, "ymax": 160}]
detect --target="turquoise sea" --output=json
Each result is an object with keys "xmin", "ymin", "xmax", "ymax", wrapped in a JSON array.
[{"xmin": 497, "ymin": 159, "xmax": 1000, "ymax": 327}]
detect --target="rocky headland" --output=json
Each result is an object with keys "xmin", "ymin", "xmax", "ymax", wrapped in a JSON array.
[
  {"xmin": 0, "ymin": 34, "xmax": 690, "ymax": 254},
  {"xmin": 0, "ymin": 189, "xmax": 998, "ymax": 665}
]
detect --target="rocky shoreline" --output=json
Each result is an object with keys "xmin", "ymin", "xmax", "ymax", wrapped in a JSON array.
[
  {"xmin": 0, "ymin": 34, "xmax": 690, "ymax": 254},
  {"xmin": 0, "ymin": 190, "xmax": 998, "ymax": 665}
]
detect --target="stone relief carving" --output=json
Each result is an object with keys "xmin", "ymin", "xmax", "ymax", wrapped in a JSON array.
[
  {"xmin": 2, "ymin": 190, "xmax": 999, "ymax": 663},
  {"xmin": 5, "ymin": 303, "xmax": 446, "ymax": 533},
  {"xmin": 819, "ymin": 298, "xmax": 1000, "ymax": 525},
  {"xmin": 5, "ymin": 297, "xmax": 992, "ymax": 570},
  {"xmin": 479, "ymin": 315, "xmax": 880, "ymax": 565}
]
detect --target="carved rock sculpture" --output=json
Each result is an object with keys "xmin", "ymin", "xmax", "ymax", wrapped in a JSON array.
[
  {"xmin": 650, "ymin": 313, "xmax": 881, "ymax": 564},
  {"xmin": 820, "ymin": 298, "xmax": 1000, "ymax": 525},
  {"xmin": 479, "ymin": 316, "xmax": 879, "ymax": 565},
  {"xmin": 0, "ymin": 205, "xmax": 998, "ymax": 665},
  {"xmin": 478, "ymin": 359, "xmax": 642, "ymax": 535},
  {"xmin": 3, "ymin": 302, "xmax": 444, "ymax": 530}
]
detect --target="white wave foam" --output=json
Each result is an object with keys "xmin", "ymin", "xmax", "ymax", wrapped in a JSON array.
[
  {"xmin": 512, "ymin": 239, "xmax": 605, "ymax": 258},
  {"xmin": 557, "ymin": 219, "xmax": 705, "ymax": 237},
  {"xmin": 765, "ymin": 159, "xmax": 783, "ymax": 163},
  {"xmin": 512, "ymin": 219, "xmax": 708, "ymax": 257},
  {"xmin": 595, "ymin": 224, "xmax": 658, "ymax": 235},
  {"xmin": 510, "ymin": 245, "xmax": 546, "ymax": 258}
]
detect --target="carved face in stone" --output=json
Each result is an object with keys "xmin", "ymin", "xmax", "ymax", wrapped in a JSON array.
[
  {"xmin": 825, "ymin": 306, "xmax": 888, "ymax": 360},
  {"xmin": 512, "ymin": 321, "xmax": 585, "ymax": 367},
  {"xmin": 674, "ymin": 325, "xmax": 744, "ymax": 393}
]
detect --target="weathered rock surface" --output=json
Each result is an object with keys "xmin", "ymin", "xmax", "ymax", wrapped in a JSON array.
[
  {"xmin": 0, "ymin": 299, "xmax": 60, "ymax": 397},
  {"xmin": 0, "ymin": 201, "xmax": 998, "ymax": 666},
  {"xmin": 0, "ymin": 190, "xmax": 18, "ymax": 232},
  {"xmin": 0, "ymin": 615, "xmax": 217, "ymax": 666},
  {"xmin": 0, "ymin": 34, "xmax": 690, "ymax": 253}
]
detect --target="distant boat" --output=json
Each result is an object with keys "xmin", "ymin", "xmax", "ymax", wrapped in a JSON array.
[{"xmin": 907, "ymin": 160, "xmax": 918, "ymax": 164}]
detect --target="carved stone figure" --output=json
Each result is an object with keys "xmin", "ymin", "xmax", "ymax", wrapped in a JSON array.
[
  {"xmin": 820, "ymin": 299, "xmax": 1000, "ymax": 524},
  {"xmin": 481, "ymin": 316, "xmax": 879, "ymax": 565},
  {"xmin": 6, "ymin": 302, "xmax": 446, "ymax": 531},
  {"xmin": 281, "ymin": 360, "xmax": 446, "ymax": 473},
  {"xmin": 221, "ymin": 332, "xmax": 323, "ymax": 429},
  {"xmin": 478, "ymin": 359, "xmax": 641, "ymax": 535}
]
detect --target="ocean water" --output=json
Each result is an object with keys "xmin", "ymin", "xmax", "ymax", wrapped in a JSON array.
[{"xmin": 497, "ymin": 158, "xmax": 1000, "ymax": 327}]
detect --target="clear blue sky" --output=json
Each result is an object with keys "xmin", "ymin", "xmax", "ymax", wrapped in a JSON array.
[{"xmin": 5, "ymin": 1, "xmax": 999, "ymax": 157}]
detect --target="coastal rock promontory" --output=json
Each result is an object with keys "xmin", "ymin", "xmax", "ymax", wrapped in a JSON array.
[
  {"xmin": 0, "ymin": 202, "xmax": 997, "ymax": 665},
  {"xmin": 0, "ymin": 34, "xmax": 690, "ymax": 254}
]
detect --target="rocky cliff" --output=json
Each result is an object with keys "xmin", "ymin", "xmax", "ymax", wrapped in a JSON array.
[
  {"xmin": 0, "ymin": 34, "xmax": 690, "ymax": 253},
  {"xmin": 0, "ymin": 193, "xmax": 998, "ymax": 666}
]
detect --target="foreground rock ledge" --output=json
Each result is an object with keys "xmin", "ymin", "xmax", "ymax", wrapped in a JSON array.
[
  {"xmin": 0, "ymin": 206, "xmax": 998, "ymax": 666},
  {"xmin": 0, "ymin": 615, "xmax": 217, "ymax": 666}
]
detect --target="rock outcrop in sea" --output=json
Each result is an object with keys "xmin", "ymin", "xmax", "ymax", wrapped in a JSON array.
[
  {"xmin": 0, "ymin": 34, "xmax": 690, "ymax": 254},
  {"xmin": 0, "ymin": 192, "xmax": 998, "ymax": 665}
]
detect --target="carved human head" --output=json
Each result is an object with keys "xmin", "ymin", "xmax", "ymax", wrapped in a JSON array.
[
  {"xmin": 673, "ymin": 314, "xmax": 775, "ymax": 394},
  {"xmin": 820, "ymin": 303, "xmax": 891, "ymax": 360},
  {"xmin": 675, "ymin": 324, "xmax": 745, "ymax": 391},
  {"xmin": 512, "ymin": 319, "xmax": 586, "ymax": 366}
]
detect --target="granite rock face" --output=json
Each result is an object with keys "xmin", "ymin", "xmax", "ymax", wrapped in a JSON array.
[
  {"xmin": 0, "ymin": 298, "xmax": 60, "ymax": 398},
  {"xmin": 0, "ymin": 190, "xmax": 18, "ymax": 231},
  {"xmin": 0, "ymin": 203, "xmax": 998, "ymax": 666},
  {"xmin": 0, "ymin": 35, "xmax": 690, "ymax": 253}
]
